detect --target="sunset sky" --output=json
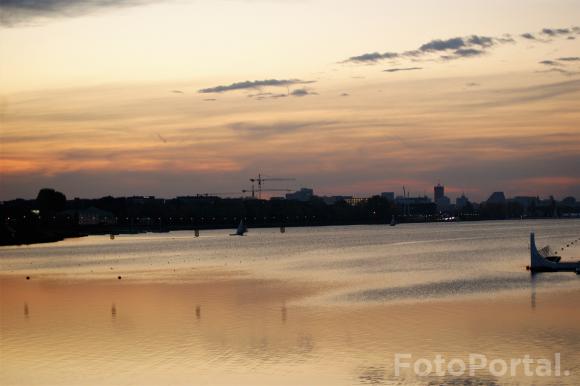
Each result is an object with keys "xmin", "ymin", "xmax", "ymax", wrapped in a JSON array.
[{"xmin": 1, "ymin": 0, "xmax": 579, "ymax": 201}]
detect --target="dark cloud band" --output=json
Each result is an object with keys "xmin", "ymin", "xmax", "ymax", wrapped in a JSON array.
[
  {"xmin": 343, "ymin": 27, "xmax": 578, "ymax": 65},
  {"xmin": 198, "ymin": 79, "xmax": 315, "ymax": 94},
  {"xmin": 383, "ymin": 67, "xmax": 423, "ymax": 73},
  {"xmin": 0, "ymin": 0, "xmax": 161, "ymax": 26}
]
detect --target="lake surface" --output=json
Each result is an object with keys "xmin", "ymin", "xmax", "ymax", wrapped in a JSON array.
[{"xmin": 1, "ymin": 220, "xmax": 580, "ymax": 385}]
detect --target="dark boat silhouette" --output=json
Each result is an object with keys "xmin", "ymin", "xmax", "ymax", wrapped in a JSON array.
[
  {"xmin": 230, "ymin": 220, "xmax": 247, "ymax": 236},
  {"xmin": 529, "ymin": 233, "xmax": 580, "ymax": 274}
]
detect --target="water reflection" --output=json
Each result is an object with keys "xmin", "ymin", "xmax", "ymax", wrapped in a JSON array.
[
  {"xmin": 425, "ymin": 375, "xmax": 500, "ymax": 385},
  {"xmin": 194, "ymin": 305, "xmax": 201, "ymax": 320},
  {"xmin": 1, "ymin": 277, "xmax": 579, "ymax": 386},
  {"xmin": 530, "ymin": 274, "xmax": 537, "ymax": 310},
  {"xmin": 357, "ymin": 366, "xmax": 385, "ymax": 385},
  {"xmin": 281, "ymin": 303, "xmax": 287, "ymax": 323},
  {"xmin": 1, "ymin": 220, "xmax": 579, "ymax": 386}
]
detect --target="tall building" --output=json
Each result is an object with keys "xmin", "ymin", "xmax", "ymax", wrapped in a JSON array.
[{"xmin": 434, "ymin": 184, "xmax": 444, "ymax": 203}]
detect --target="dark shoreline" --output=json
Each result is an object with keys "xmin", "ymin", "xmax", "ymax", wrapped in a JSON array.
[{"xmin": 2, "ymin": 217, "xmax": 577, "ymax": 247}]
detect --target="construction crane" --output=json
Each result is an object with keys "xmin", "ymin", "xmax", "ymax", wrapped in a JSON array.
[
  {"xmin": 242, "ymin": 188, "xmax": 292, "ymax": 198},
  {"xmin": 249, "ymin": 174, "xmax": 296, "ymax": 199}
]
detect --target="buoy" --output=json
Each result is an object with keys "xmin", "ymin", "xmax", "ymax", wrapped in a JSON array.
[
  {"xmin": 117, "ymin": 276, "xmax": 122, "ymax": 280},
  {"xmin": 26, "ymin": 276, "xmax": 30, "ymax": 280}
]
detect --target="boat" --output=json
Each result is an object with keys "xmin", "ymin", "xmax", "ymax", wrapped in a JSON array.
[
  {"xmin": 230, "ymin": 219, "xmax": 248, "ymax": 236},
  {"xmin": 528, "ymin": 232, "xmax": 580, "ymax": 273},
  {"xmin": 390, "ymin": 215, "xmax": 397, "ymax": 226}
]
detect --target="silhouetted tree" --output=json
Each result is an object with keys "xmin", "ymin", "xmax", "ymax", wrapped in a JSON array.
[{"xmin": 36, "ymin": 188, "xmax": 66, "ymax": 213}]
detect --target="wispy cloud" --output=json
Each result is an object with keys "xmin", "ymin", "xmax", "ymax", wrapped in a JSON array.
[
  {"xmin": 229, "ymin": 120, "xmax": 335, "ymax": 139},
  {"xmin": 0, "ymin": 0, "xmax": 163, "ymax": 27},
  {"xmin": 541, "ymin": 27, "xmax": 579, "ymax": 36},
  {"xmin": 469, "ymin": 79, "xmax": 580, "ymax": 108},
  {"xmin": 518, "ymin": 26, "xmax": 579, "ymax": 42},
  {"xmin": 537, "ymin": 56, "xmax": 580, "ymax": 76},
  {"xmin": 290, "ymin": 88, "xmax": 317, "ymax": 97},
  {"xmin": 342, "ymin": 52, "xmax": 399, "ymax": 64},
  {"xmin": 245, "ymin": 87, "xmax": 318, "ymax": 100},
  {"xmin": 451, "ymin": 48, "xmax": 485, "ymax": 58},
  {"xmin": 521, "ymin": 33, "xmax": 537, "ymax": 40},
  {"xmin": 383, "ymin": 67, "xmax": 423, "ymax": 73},
  {"xmin": 198, "ymin": 79, "xmax": 315, "ymax": 94},
  {"xmin": 343, "ymin": 27, "xmax": 577, "ymax": 65},
  {"xmin": 539, "ymin": 60, "xmax": 561, "ymax": 66},
  {"xmin": 420, "ymin": 35, "xmax": 496, "ymax": 52},
  {"xmin": 535, "ymin": 68, "xmax": 580, "ymax": 77},
  {"xmin": 343, "ymin": 34, "xmax": 509, "ymax": 64}
]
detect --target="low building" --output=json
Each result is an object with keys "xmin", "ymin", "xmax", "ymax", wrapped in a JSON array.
[
  {"xmin": 320, "ymin": 195, "xmax": 353, "ymax": 205},
  {"xmin": 456, "ymin": 194, "xmax": 470, "ymax": 209},
  {"xmin": 487, "ymin": 192, "xmax": 506, "ymax": 204},
  {"xmin": 381, "ymin": 192, "xmax": 395, "ymax": 202},
  {"xmin": 436, "ymin": 196, "xmax": 451, "ymax": 210},
  {"xmin": 513, "ymin": 196, "xmax": 537, "ymax": 210},
  {"xmin": 285, "ymin": 188, "xmax": 314, "ymax": 202},
  {"xmin": 60, "ymin": 207, "xmax": 116, "ymax": 225}
]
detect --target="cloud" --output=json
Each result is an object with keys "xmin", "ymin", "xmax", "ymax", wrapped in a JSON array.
[
  {"xmin": 521, "ymin": 33, "xmax": 537, "ymax": 40},
  {"xmin": 535, "ymin": 68, "xmax": 580, "ymax": 77},
  {"xmin": 539, "ymin": 60, "xmax": 561, "ymax": 66},
  {"xmin": 290, "ymin": 88, "xmax": 317, "ymax": 97},
  {"xmin": 541, "ymin": 27, "xmax": 573, "ymax": 36},
  {"xmin": 0, "ymin": 0, "xmax": 161, "ymax": 26},
  {"xmin": 246, "ymin": 87, "xmax": 317, "ymax": 100},
  {"xmin": 419, "ymin": 37, "xmax": 466, "ymax": 52},
  {"xmin": 229, "ymin": 120, "xmax": 335, "ymax": 139},
  {"xmin": 383, "ymin": 67, "xmax": 423, "ymax": 73},
  {"xmin": 419, "ymin": 35, "xmax": 497, "ymax": 53},
  {"xmin": 537, "ymin": 57, "xmax": 580, "ymax": 76},
  {"xmin": 344, "ymin": 34, "xmax": 506, "ymax": 64},
  {"xmin": 453, "ymin": 48, "xmax": 485, "ymax": 58},
  {"xmin": 469, "ymin": 79, "xmax": 580, "ymax": 108},
  {"xmin": 343, "ymin": 27, "xmax": 577, "ymax": 65},
  {"xmin": 519, "ymin": 26, "xmax": 579, "ymax": 42},
  {"xmin": 198, "ymin": 79, "xmax": 315, "ymax": 94},
  {"xmin": 342, "ymin": 52, "xmax": 399, "ymax": 64},
  {"xmin": 251, "ymin": 93, "xmax": 288, "ymax": 100}
]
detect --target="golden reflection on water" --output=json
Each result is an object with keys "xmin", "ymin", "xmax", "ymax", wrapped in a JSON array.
[{"xmin": 1, "ymin": 275, "xmax": 579, "ymax": 386}]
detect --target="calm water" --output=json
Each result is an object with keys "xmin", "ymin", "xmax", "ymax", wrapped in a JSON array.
[{"xmin": 1, "ymin": 220, "xmax": 580, "ymax": 385}]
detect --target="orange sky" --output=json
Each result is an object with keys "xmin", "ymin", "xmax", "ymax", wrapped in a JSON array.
[{"xmin": 1, "ymin": 1, "xmax": 579, "ymax": 201}]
